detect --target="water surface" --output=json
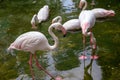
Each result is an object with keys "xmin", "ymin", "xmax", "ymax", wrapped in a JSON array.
[{"xmin": 0, "ymin": 0, "xmax": 120, "ymax": 80}]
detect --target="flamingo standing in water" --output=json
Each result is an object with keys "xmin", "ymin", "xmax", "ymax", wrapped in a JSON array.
[
  {"xmin": 31, "ymin": 5, "xmax": 49, "ymax": 29},
  {"xmin": 52, "ymin": 15, "xmax": 97, "ymax": 59},
  {"xmin": 79, "ymin": 10, "xmax": 97, "ymax": 59},
  {"xmin": 52, "ymin": 16, "xmax": 80, "ymax": 32},
  {"xmin": 7, "ymin": 23, "xmax": 66, "ymax": 80},
  {"xmin": 52, "ymin": 8, "xmax": 115, "ymax": 32},
  {"xmin": 79, "ymin": 0, "xmax": 115, "ymax": 18}
]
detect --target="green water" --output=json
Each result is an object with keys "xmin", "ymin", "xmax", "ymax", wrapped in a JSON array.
[{"xmin": 0, "ymin": 0, "xmax": 120, "ymax": 80}]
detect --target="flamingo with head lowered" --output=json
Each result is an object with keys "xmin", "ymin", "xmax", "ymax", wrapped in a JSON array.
[
  {"xmin": 91, "ymin": 8, "xmax": 115, "ymax": 18},
  {"xmin": 78, "ymin": 0, "xmax": 115, "ymax": 18},
  {"xmin": 52, "ymin": 16, "xmax": 80, "ymax": 32},
  {"xmin": 7, "ymin": 23, "xmax": 66, "ymax": 80},
  {"xmin": 31, "ymin": 5, "xmax": 49, "ymax": 29}
]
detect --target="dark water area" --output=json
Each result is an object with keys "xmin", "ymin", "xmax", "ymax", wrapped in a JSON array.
[{"xmin": 0, "ymin": 0, "xmax": 120, "ymax": 80}]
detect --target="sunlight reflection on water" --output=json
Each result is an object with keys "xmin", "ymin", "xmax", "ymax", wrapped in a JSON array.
[{"xmin": 60, "ymin": 0, "xmax": 77, "ymax": 14}]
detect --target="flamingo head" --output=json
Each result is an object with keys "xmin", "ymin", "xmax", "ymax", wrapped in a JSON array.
[
  {"xmin": 53, "ymin": 23, "xmax": 67, "ymax": 37},
  {"xmin": 31, "ymin": 14, "xmax": 38, "ymax": 29},
  {"xmin": 7, "ymin": 44, "xmax": 16, "ymax": 56},
  {"xmin": 79, "ymin": 0, "xmax": 87, "ymax": 10},
  {"xmin": 107, "ymin": 10, "xmax": 115, "ymax": 17}
]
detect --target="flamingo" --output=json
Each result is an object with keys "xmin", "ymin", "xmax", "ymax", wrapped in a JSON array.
[
  {"xmin": 78, "ymin": 0, "xmax": 115, "ymax": 18},
  {"xmin": 78, "ymin": 0, "xmax": 95, "ymax": 10},
  {"xmin": 52, "ymin": 16, "xmax": 81, "ymax": 32},
  {"xmin": 7, "ymin": 23, "xmax": 66, "ymax": 80},
  {"xmin": 78, "ymin": 10, "xmax": 97, "ymax": 59},
  {"xmin": 91, "ymin": 8, "xmax": 115, "ymax": 18},
  {"xmin": 31, "ymin": 5, "xmax": 49, "ymax": 29}
]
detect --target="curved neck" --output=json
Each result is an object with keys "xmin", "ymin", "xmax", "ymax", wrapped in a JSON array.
[
  {"xmin": 34, "ymin": 14, "xmax": 39, "ymax": 24},
  {"xmin": 48, "ymin": 24, "xmax": 59, "ymax": 50},
  {"xmin": 57, "ymin": 16, "xmax": 62, "ymax": 23},
  {"xmin": 82, "ymin": 1, "xmax": 87, "ymax": 10},
  {"xmin": 52, "ymin": 16, "xmax": 62, "ymax": 23}
]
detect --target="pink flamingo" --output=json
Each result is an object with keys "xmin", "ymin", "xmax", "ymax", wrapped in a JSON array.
[
  {"xmin": 79, "ymin": 10, "xmax": 98, "ymax": 59},
  {"xmin": 91, "ymin": 8, "xmax": 115, "ymax": 18},
  {"xmin": 78, "ymin": 0, "xmax": 115, "ymax": 18},
  {"xmin": 7, "ymin": 23, "xmax": 66, "ymax": 80},
  {"xmin": 52, "ymin": 16, "xmax": 80, "ymax": 31},
  {"xmin": 31, "ymin": 5, "xmax": 49, "ymax": 29}
]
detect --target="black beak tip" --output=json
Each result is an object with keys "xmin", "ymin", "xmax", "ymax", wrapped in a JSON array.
[{"xmin": 63, "ymin": 34, "xmax": 66, "ymax": 37}]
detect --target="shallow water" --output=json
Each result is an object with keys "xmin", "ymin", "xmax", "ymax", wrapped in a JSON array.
[{"xmin": 0, "ymin": 0, "xmax": 120, "ymax": 80}]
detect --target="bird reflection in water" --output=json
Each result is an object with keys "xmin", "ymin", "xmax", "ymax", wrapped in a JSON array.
[{"xmin": 82, "ymin": 49, "xmax": 101, "ymax": 80}]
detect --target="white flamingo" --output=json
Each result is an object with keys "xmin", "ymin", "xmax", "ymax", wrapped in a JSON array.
[
  {"xmin": 52, "ymin": 16, "xmax": 80, "ymax": 31},
  {"xmin": 79, "ymin": 10, "xmax": 97, "ymax": 59},
  {"xmin": 7, "ymin": 23, "xmax": 66, "ymax": 80},
  {"xmin": 78, "ymin": 0, "xmax": 115, "ymax": 18},
  {"xmin": 31, "ymin": 5, "xmax": 49, "ymax": 29},
  {"xmin": 91, "ymin": 8, "xmax": 115, "ymax": 18}
]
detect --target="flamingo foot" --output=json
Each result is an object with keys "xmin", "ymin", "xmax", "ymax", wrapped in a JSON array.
[
  {"xmin": 90, "ymin": 55, "xmax": 99, "ymax": 59},
  {"xmin": 55, "ymin": 76, "xmax": 63, "ymax": 80},
  {"xmin": 79, "ymin": 55, "xmax": 87, "ymax": 60}
]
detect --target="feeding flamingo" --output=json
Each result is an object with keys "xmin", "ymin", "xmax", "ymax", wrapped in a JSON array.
[
  {"xmin": 78, "ymin": 0, "xmax": 115, "ymax": 18},
  {"xmin": 91, "ymin": 8, "xmax": 115, "ymax": 18},
  {"xmin": 7, "ymin": 23, "xmax": 66, "ymax": 80},
  {"xmin": 31, "ymin": 5, "xmax": 49, "ymax": 29},
  {"xmin": 79, "ymin": 10, "xmax": 98, "ymax": 59},
  {"xmin": 52, "ymin": 16, "xmax": 80, "ymax": 32}
]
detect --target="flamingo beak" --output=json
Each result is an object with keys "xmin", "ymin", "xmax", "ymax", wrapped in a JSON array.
[
  {"xmin": 108, "ymin": 10, "xmax": 115, "ymax": 17},
  {"xmin": 31, "ymin": 23, "xmax": 37, "ymax": 29},
  {"xmin": 110, "ymin": 13, "xmax": 115, "ymax": 16},
  {"xmin": 60, "ymin": 26, "xmax": 67, "ymax": 37}
]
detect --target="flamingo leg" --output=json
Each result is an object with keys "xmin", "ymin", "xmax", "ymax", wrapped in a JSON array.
[
  {"xmin": 89, "ymin": 30, "xmax": 98, "ymax": 59},
  {"xmin": 90, "ymin": 30, "xmax": 95, "ymax": 49},
  {"xmin": 28, "ymin": 53, "xmax": 35, "ymax": 80},
  {"xmin": 79, "ymin": 35, "xmax": 87, "ymax": 60},
  {"xmin": 33, "ymin": 53, "xmax": 55, "ymax": 80}
]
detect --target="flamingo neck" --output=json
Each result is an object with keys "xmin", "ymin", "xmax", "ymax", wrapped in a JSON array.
[
  {"xmin": 82, "ymin": 0, "xmax": 87, "ymax": 10},
  {"xmin": 57, "ymin": 16, "xmax": 62, "ymax": 23},
  {"xmin": 33, "ymin": 15, "xmax": 39, "ymax": 24},
  {"xmin": 48, "ymin": 24, "xmax": 59, "ymax": 50},
  {"xmin": 52, "ymin": 16, "xmax": 62, "ymax": 23}
]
